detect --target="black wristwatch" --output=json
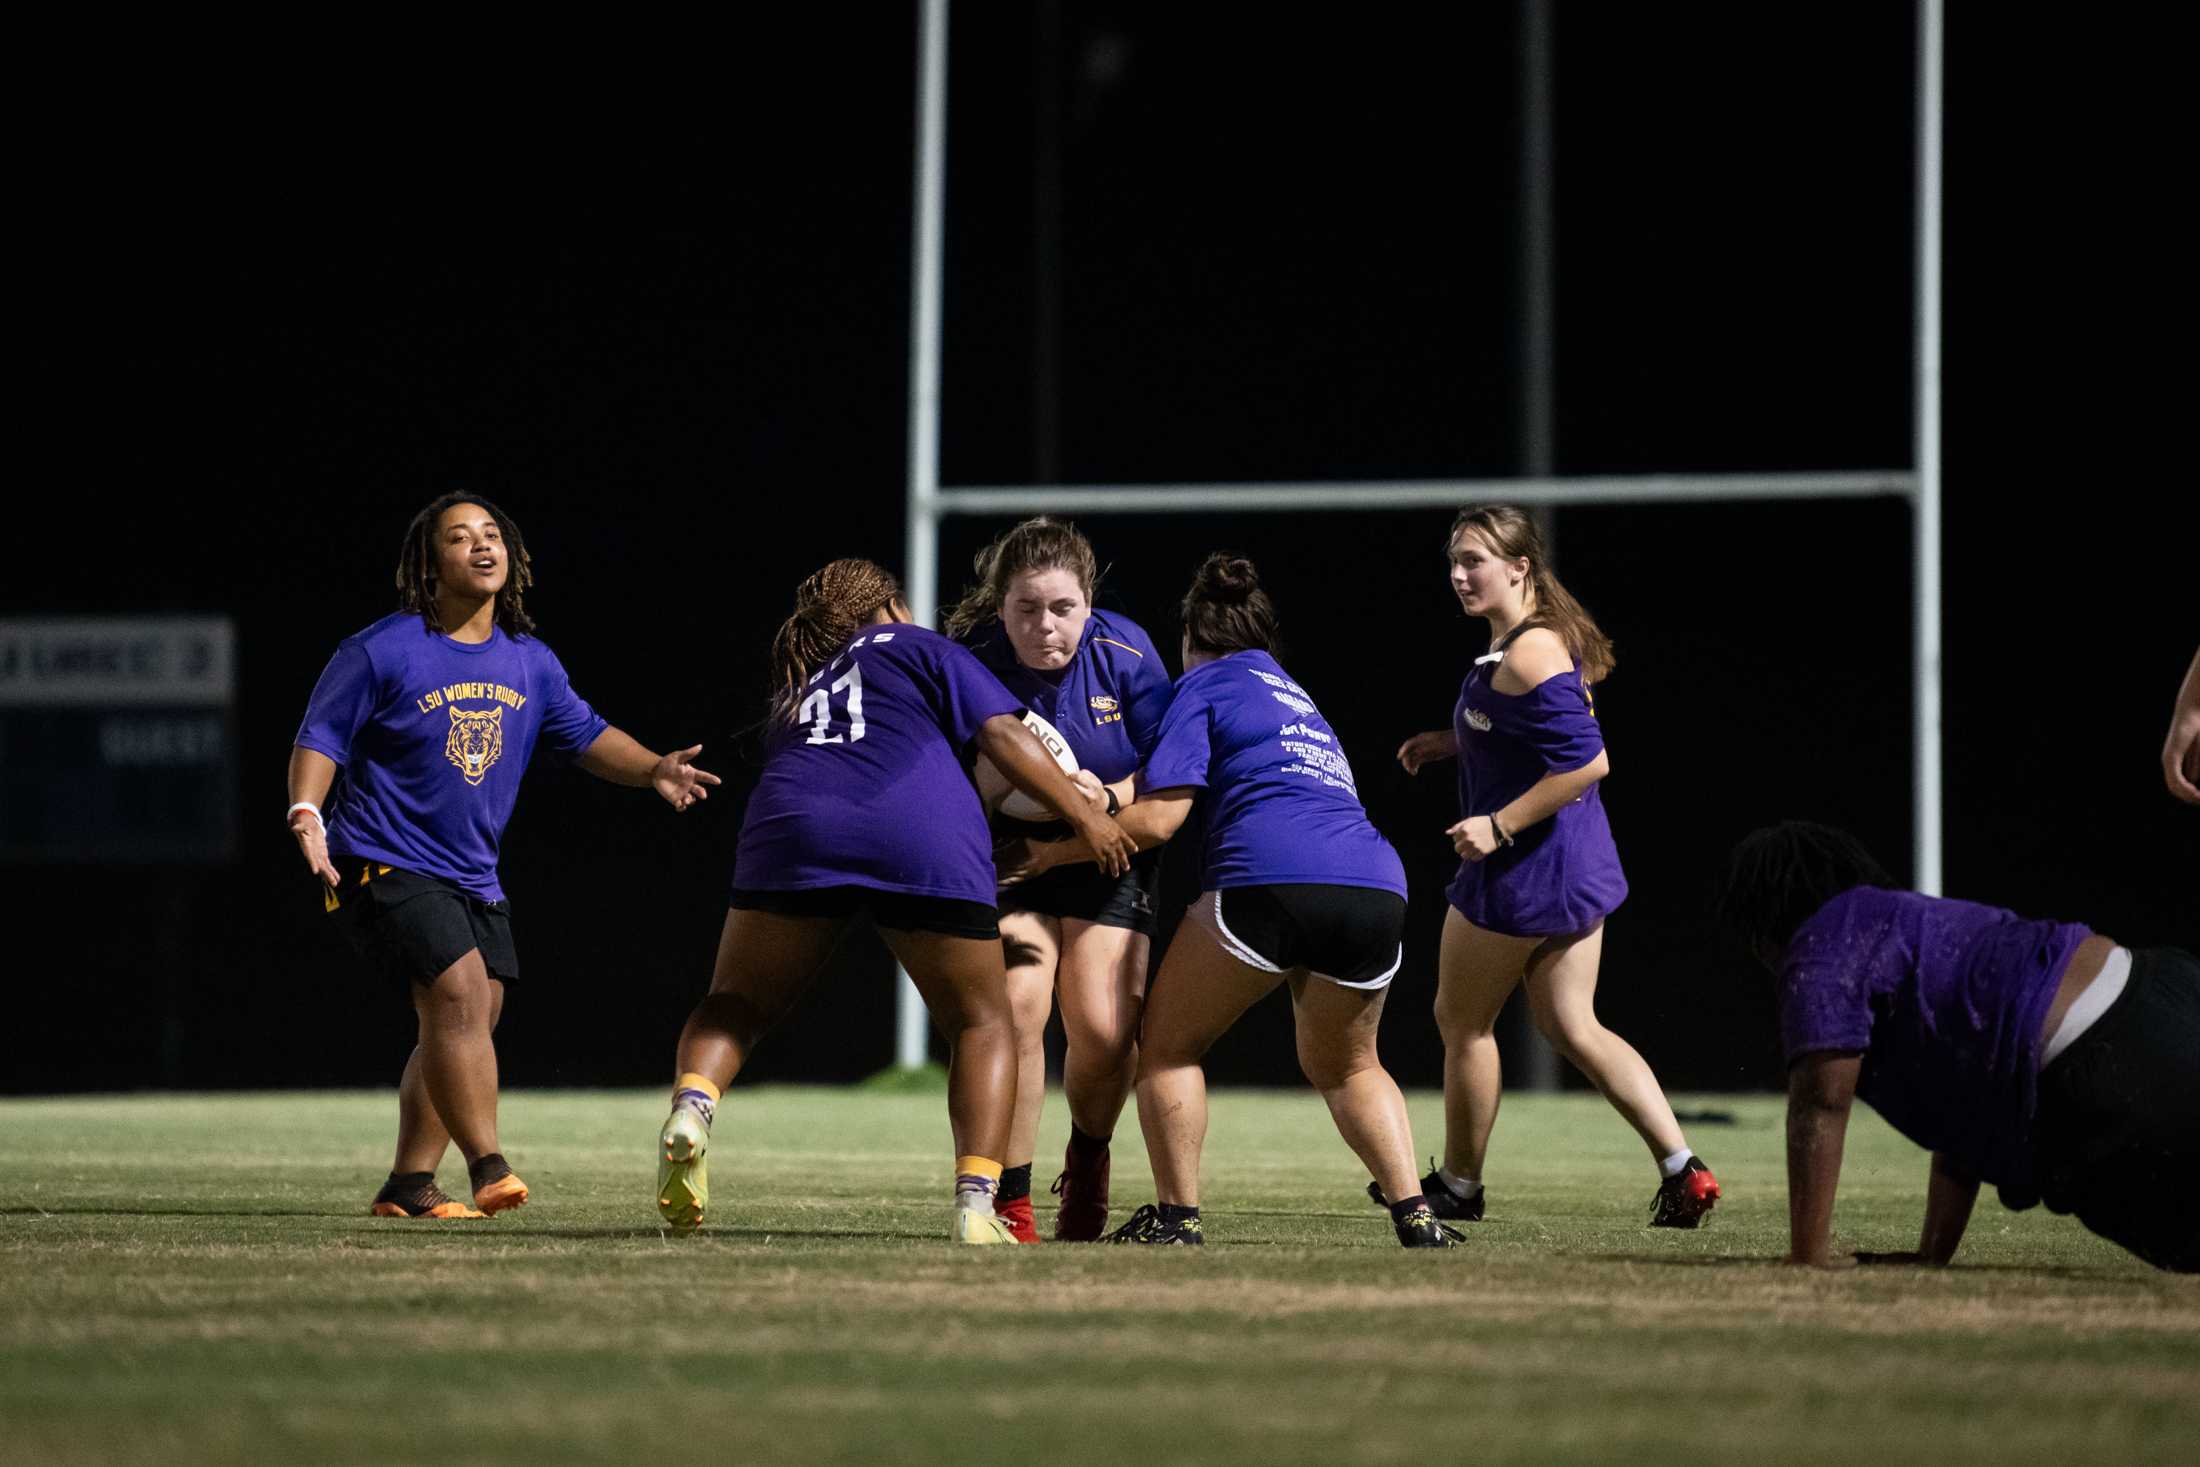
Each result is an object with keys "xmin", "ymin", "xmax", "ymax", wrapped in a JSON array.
[{"xmin": 1104, "ymin": 786, "xmax": 1122, "ymax": 816}]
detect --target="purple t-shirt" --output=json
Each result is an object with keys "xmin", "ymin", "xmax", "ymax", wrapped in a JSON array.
[
  {"xmin": 1140, "ymin": 650, "xmax": 1405, "ymax": 896},
  {"xmin": 1446, "ymin": 649, "xmax": 1626, "ymax": 937},
  {"xmin": 296, "ymin": 612, "xmax": 610, "ymax": 902},
  {"xmin": 1779, "ymin": 886, "xmax": 2092, "ymax": 1192},
  {"xmin": 963, "ymin": 608, "xmax": 1173, "ymax": 785},
  {"xmin": 734, "ymin": 624, "xmax": 1024, "ymax": 903}
]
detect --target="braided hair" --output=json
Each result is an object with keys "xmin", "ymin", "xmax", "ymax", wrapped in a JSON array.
[
  {"xmin": 395, "ymin": 492, "xmax": 537, "ymax": 638},
  {"xmin": 771, "ymin": 559, "xmax": 904, "ymax": 722},
  {"xmin": 1716, "ymin": 821, "xmax": 1894, "ymax": 961}
]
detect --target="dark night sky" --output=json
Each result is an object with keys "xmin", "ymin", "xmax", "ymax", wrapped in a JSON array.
[{"xmin": 7, "ymin": 6, "xmax": 2191, "ymax": 1095}]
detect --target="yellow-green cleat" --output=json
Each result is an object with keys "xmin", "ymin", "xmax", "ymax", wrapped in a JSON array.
[
  {"xmin": 954, "ymin": 1206, "xmax": 1018, "ymax": 1245},
  {"xmin": 657, "ymin": 1106, "xmax": 709, "ymax": 1232}
]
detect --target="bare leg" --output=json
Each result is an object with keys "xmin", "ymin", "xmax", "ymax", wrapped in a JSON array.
[
  {"xmin": 1056, "ymin": 918, "xmax": 1150, "ymax": 1141},
  {"xmin": 882, "ymin": 926, "xmax": 1019, "ymax": 1166},
  {"xmin": 392, "ymin": 981, "xmax": 502, "ymax": 1175},
  {"xmin": 674, "ymin": 909, "xmax": 846, "ymax": 1090},
  {"xmin": 412, "ymin": 952, "xmax": 503, "ymax": 1164},
  {"xmin": 998, "ymin": 911, "xmax": 1061, "ymax": 1170},
  {"xmin": 1291, "ymin": 976, "xmax": 1418, "ymax": 1204},
  {"xmin": 1522, "ymin": 923, "xmax": 1688, "ymax": 1161},
  {"xmin": 1431, "ymin": 908, "xmax": 1541, "ymax": 1180},
  {"xmin": 1133, "ymin": 916, "xmax": 1280, "ymax": 1206}
]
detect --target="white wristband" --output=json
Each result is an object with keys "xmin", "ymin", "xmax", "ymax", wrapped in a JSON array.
[{"xmin": 286, "ymin": 802, "xmax": 324, "ymax": 828}]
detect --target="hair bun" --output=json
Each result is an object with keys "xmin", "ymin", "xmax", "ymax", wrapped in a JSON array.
[{"xmin": 1196, "ymin": 553, "xmax": 1260, "ymax": 603}]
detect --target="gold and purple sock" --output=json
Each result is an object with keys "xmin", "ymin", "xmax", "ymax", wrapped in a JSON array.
[
  {"xmin": 955, "ymin": 1155, "xmax": 1004, "ymax": 1213},
  {"xmin": 672, "ymin": 1072, "xmax": 721, "ymax": 1128}
]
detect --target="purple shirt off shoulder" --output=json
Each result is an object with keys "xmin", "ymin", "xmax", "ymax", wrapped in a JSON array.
[
  {"xmin": 1140, "ymin": 649, "xmax": 1405, "ymax": 897},
  {"xmin": 1445, "ymin": 652, "xmax": 1626, "ymax": 937},
  {"xmin": 1778, "ymin": 887, "xmax": 2091, "ymax": 1193},
  {"xmin": 733, "ymin": 624, "xmax": 1024, "ymax": 904},
  {"xmin": 295, "ymin": 612, "xmax": 609, "ymax": 903}
]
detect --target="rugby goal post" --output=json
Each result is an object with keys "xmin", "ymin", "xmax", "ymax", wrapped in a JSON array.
[{"xmin": 890, "ymin": 0, "xmax": 1942, "ymax": 1072}]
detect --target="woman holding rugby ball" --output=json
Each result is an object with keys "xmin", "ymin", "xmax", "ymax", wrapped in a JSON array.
[
  {"xmin": 655, "ymin": 559, "xmax": 1133, "ymax": 1243},
  {"xmin": 947, "ymin": 518, "xmax": 1176, "ymax": 1242},
  {"xmin": 1388, "ymin": 505, "xmax": 1717, "ymax": 1228},
  {"xmin": 1010, "ymin": 554, "xmax": 1454, "ymax": 1247}
]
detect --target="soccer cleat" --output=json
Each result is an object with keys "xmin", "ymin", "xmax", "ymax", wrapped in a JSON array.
[
  {"xmin": 1649, "ymin": 1156, "xmax": 1721, "ymax": 1228},
  {"xmin": 995, "ymin": 1193, "xmax": 1041, "ymax": 1244},
  {"xmin": 1394, "ymin": 1204, "xmax": 1465, "ymax": 1249},
  {"xmin": 1102, "ymin": 1204, "xmax": 1204, "ymax": 1246},
  {"xmin": 1050, "ymin": 1140, "xmax": 1112, "ymax": 1242},
  {"xmin": 473, "ymin": 1171, "xmax": 530, "ymax": 1216},
  {"xmin": 657, "ymin": 1106, "xmax": 709, "ymax": 1232},
  {"xmin": 368, "ymin": 1182, "xmax": 485, "ymax": 1220},
  {"xmin": 1368, "ymin": 1162, "xmax": 1483, "ymax": 1222},
  {"xmin": 954, "ymin": 1207, "xmax": 1019, "ymax": 1245}
]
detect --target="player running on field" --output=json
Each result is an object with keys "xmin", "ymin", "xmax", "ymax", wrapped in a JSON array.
[
  {"xmin": 1386, "ymin": 505, "xmax": 1718, "ymax": 1228},
  {"xmin": 948, "ymin": 517, "xmax": 1176, "ymax": 1242},
  {"xmin": 655, "ymin": 559, "xmax": 1134, "ymax": 1244},
  {"xmin": 1719, "ymin": 821, "xmax": 2197, "ymax": 1272},
  {"xmin": 290, "ymin": 493, "xmax": 720, "ymax": 1221},
  {"xmin": 1008, "ymin": 554, "xmax": 1455, "ymax": 1247}
]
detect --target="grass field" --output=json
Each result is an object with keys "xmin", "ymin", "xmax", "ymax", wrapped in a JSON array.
[{"xmin": 3, "ymin": 1088, "xmax": 2195, "ymax": 1466}]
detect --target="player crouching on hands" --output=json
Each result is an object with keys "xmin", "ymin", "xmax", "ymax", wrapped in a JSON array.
[
  {"xmin": 291, "ymin": 493, "xmax": 719, "ymax": 1221},
  {"xmin": 1008, "ymin": 554, "xmax": 1455, "ymax": 1248},
  {"xmin": 656, "ymin": 560, "xmax": 1133, "ymax": 1243},
  {"xmin": 1719, "ymin": 821, "xmax": 2198, "ymax": 1272}
]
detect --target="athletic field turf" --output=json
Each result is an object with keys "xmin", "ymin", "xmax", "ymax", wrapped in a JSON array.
[{"xmin": 3, "ymin": 1089, "xmax": 2194, "ymax": 1465}]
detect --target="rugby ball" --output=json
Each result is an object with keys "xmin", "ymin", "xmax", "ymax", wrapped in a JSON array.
[{"xmin": 974, "ymin": 710, "xmax": 1080, "ymax": 821}]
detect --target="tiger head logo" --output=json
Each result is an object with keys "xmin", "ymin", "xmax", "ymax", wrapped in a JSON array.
[{"xmin": 445, "ymin": 705, "xmax": 504, "ymax": 786}]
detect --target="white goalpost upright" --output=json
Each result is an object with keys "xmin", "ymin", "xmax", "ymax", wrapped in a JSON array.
[{"xmin": 892, "ymin": 0, "xmax": 1943, "ymax": 1070}]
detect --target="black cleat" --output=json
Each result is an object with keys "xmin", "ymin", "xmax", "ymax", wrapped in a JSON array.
[
  {"xmin": 1650, "ymin": 1156, "xmax": 1722, "ymax": 1228},
  {"xmin": 1394, "ymin": 1204, "xmax": 1465, "ymax": 1248},
  {"xmin": 1103, "ymin": 1203, "xmax": 1204, "ymax": 1246},
  {"xmin": 1368, "ymin": 1163, "xmax": 1484, "ymax": 1222}
]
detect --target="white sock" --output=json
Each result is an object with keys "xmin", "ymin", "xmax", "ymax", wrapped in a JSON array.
[
  {"xmin": 1437, "ymin": 1167, "xmax": 1483, "ymax": 1198},
  {"xmin": 1659, "ymin": 1148, "xmax": 1694, "ymax": 1179}
]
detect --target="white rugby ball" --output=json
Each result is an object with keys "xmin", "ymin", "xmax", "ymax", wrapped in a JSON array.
[{"xmin": 974, "ymin": 710, "xmax": 1080, "ymax": 821}]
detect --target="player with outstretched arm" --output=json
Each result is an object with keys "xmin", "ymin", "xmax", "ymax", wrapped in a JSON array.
[
  {"xmin": 1719, "ymin": 820, "xmax": 2197, "ymax": 1272},
  {"xmin": 1007, "ymin": 554, "xmax": 1456, "ymax": 1247},
  {"xmin": 946, "ymin": 517, "xmax": 1175, "ymax": 1242},
  {"xmin": 289, "ymin": 493, "xmax": 720, "ymax": 1220},
  {"xmin": 1387, "ymin": 505, "xmax": 1718, "ymax": 1227},
  {"xmin": 654, "ymin": 559, "xmax": 1134, "ymax": 1244}
]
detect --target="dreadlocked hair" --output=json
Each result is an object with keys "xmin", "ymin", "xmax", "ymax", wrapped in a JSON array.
[
  {"xmin": 943, "ymin": 516, "xmax": 1100, "ymax": 639},
  {"xmin": 1715, "ymin": 821, "xmax": 1894, "ymax": 961},
  {"xmin": 395, "ymin": 492, "xmax": 537, "ymax": 638},
  {"xmin": 1449, "ymin": 505, "xmax": 1614, "ymax": 684},
  {"xmin": 771, "ymin": 559, "xmax": 903, "ymax": 722}
]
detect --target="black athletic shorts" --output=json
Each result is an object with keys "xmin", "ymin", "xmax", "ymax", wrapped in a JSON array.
[
  {"xmin": 323, "ymin": 855, "xmax": 518, "ymax": 989},
  {"xmin": 997, "ymin": 834, "xmax": 1162, "ymax": 936},
  {"xmin": 1188, "ymin": 883, "xmax": 1406, "ymax": 987},
  {"xmin": 2026, "ymin": 945, "xmax": 2200, "ymax": 1273},
  {"xmin": 730, "ymin": 885, "xmax": 1001, "ymax": 941}
]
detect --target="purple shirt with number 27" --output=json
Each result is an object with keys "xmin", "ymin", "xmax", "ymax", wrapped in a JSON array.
[
  {"xmin": 1778, "ymin": 886, "xmax": 2092, "ymax": 1193},
  {"xmin": 734, "ymin": 624, "xmax": 1024, "ymax": 904}
]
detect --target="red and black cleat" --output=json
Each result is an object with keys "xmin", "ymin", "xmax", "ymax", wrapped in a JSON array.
[
  {"xmin": 1051, "ymin": 1141, "xmax": 1112, "ymax": 1242},
  {"xmin": 1650, "ymin": 1156, "xmax": 1722, "ymax": 1228},
  {"xmin": 996, "ymin": 1193, "xmax": 1042, "ymax": 1245}
]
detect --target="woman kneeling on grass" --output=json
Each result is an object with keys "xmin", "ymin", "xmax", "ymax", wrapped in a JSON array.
[
  {"xmin": 655, "ymin": 560, "xmax": 1134, "ymax": 1244},
  {"xmin": 1005, "ymin": 554, "xmax": 1456, "ymax": 1247},
  {"xmin": 1719, "ymin": 821, "xmax": 2198, "ymax": 1272}
]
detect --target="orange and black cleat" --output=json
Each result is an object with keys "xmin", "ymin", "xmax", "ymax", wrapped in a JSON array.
[{"xmin": 473, "ymin": 1172, "xmax": 530, "ymax": 1216}]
